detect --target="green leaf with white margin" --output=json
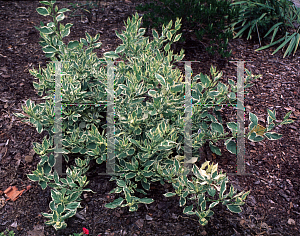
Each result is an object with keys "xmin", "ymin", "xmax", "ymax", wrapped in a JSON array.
[
  {"xmin": 40, "ymin": 1, "xmax": 51, "ymax": 6},
  {"xmin": 280, "ymin": 119, "xmax": 294, "ymax": 125},
  {"xmin": 211, "ymin": 122, "xmax": 224, "ymax": 134},
  {"xmin": 200, "ymin": 73, "xmax": 211, "ymax": 88},
  {"xmin": 48, "ymin": 155, "xmax": 57, "ymax": 169},
  {"xmin": 209, "ymin": 201, "xmax": 219, "ymax": 209},
  {"xmin": 61, "ymin": 210, "xmax": 76, "ymax": 221},
  {"xmin": 27, "ymin": 174, "xmax": 40, "ymax": 181},
  {"xmin": 248, "ymin": 131, "xmax": 265, "ymax": 142},
  {"xmin": 207, "ymin": 186, "xmax": 216, "ymax": 197},
  {"xmin": 80, "ymin": 37, "xmax": 89, "ymax": 47},
  {"xmin": 179, "ymin": 196, "xmax": 186, "ymax": 207},
  {"xmin": 248, "ymin": 114, "xmax": 257, "ymax": 132},
  {"xmin": 173, "ymin": 33, "xmax": 182, "ymax": 42},
  {"xmin": 267, "ymin": 109, "xmax": 276, "ymax": 121},
  {"xmin": 152, "ymin": 29, "xmax": 159, "ymax": 39},
  {"xmin": 200, "ymin": 199, "xmax": 206, "ymax": 211},
  {"xmin": 264, "ymin": 132, "xmax": 283, "ymax": 140},
  {"xmin": 39, "ymin": 26, "xmax": 53, "ymax": 34},
  {"xmin": 56, "ymin": 13, "xmax": 65, "ymax": 22},
  {"xmin": 219, "ymin": 179, "xmax": 226, "ymax": 199},
  {"xmin": 209, "ymin": 141, "xmax": 221, "ymax": 155},
  {"xmin": 163, "ymin": 192, "xmax": 177, "ymax": 197},
  {"xmin": 57, "ymin": 8, "xmax": 71, "ymax": 14},
  {"xmin": 40, "ymin": 181, "xmax": 47, "ymax": 190},
  {"xmin": 94, "ymin": 42, "xmax": 102, "ymax": 49},
  {"xmin": 93, "ymin": 33, "xmax": 100, "ymax": 42},
  {"xmin": 85, "ymin": 32, "xmax": 92, "ymax": 44},
  {"xmin": 183, "ymin": 205, "xmax": 194, "ymax": 214},
  {"xmin": 105, "ymin": 197, "xmax": 124, "ymax": 209},
  {"xmin": 66, "ymin": 202, "xmax": 80, "ymax": 211},
  {"xmin": 138, "ymin": 198, "xmax": 154, "ymax": 204},
  {"xmin": 155, "ymin": 73, "xmax": 166, "ymax": 87},
  {"xmin": 116, "ymin": 179, "xmax": 126, "ymax": 187},
  {"xmin": 141, "ymin": 180, "xmax": 150, "ymax": 190},
  {"xmin": 115, "ymin": 45, "xmax": 126, "ymax": 54},
  {"xmin": 170, "ymin": 83, "xmax": 184, "ymax": 93},
  {"xmin": 52, "ymin": 210, "xmax": 59, "ymax": 222},
  {"xmin": 164, "ymin": 43, "xmax": 170, "ymax": 51},
  {"xmin": 227, "ymin": 122, "xmax": 238, "ymax": 134},
  {"xmin": 249, "ymin": 112, "xmax": 258, "ymax": 126},
  {"xmin": 41, "ymin": 212, "xmax": 52, "ymax": 219},
  {"xmin": 56, "ymin": 203, "xmax": 64, "ymax": 214},
  {"xmin": 241, "ymin": 190, "xmax": 251, "ymax": 201},
  {"xmin": 227, "ymin": 204, "xmax": 242, "ymax": 213},
  {"xmin": 104, "ymin": 51, "xmax": 119, "ymax": 60},
  {"xmin": 283, "ymin": 111, "xmax": 293, "ymax": 120},
  {"xmin": 42, "ymin": 162, "xmax": 51, "ymax": 175},
  {"xmin": 125, "ymin": 172, "xmax": 136, "ymax": 180},
  {"xmin": 36, "ymin": 7, "xmax": 50, "ymax": 16},
  {"xmin": 192, "ymin": 164, "xmax": 206, "ymax": 181},
  {"xmin": 61, "ymin": 25, "xmax": 72, "ymax": 38},
  {"xmin": 148, "ymin": 90, "xmax": 157, "ymax": 97},
  {"xmin": 67, "ymin": 40, "xmax": 79, "ymax": 49},
  {"xmin": 51, "ymin": 189, "xmax": 61, "ymax": 203},
  {"xmin": 225, "ymin": 137, "xmax": 237, "ymax": 154}
]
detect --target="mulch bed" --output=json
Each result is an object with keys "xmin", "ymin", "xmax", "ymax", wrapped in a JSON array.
[{"xmin": 0, "ymin": 0, "xmax": 299, "ymax": 235}]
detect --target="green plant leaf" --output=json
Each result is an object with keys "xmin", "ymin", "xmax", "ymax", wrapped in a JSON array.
[
  {"xmin": 37, "ymin": 7, "xmax": 50, "ymax": 16},
  {"xmin": 211, "ymin": 122, "xmax": 224, "ymax": 134},
  {"xmin": 209, "ymin": 141, "xmax": 221, "ymax": 156},
  {"xmin": 57, "ymin": 8, "xmax": 71, "ymax": 14},
  {"xmin": 249, "ymin": 112, "xmax": 258, "ymax": 126},
  {"xmin": 264, "ymin": 132, "xmax": 283, "ymax": 140},
  {"xmin": 163, "ymin": 192, "xmax": 176, "ymax": 197},
  {"xmin": 183, "ymin": 205, "xmax": 193, "ymax": 214},
  {"xmin": 115, "ymin": 45, "xmax": 126, "ymax": 54},
  {"xmin": 56, "ymin": 13, "xmax": 65, "ymax": 22},
  {"xmin": 117, "ymin": 179, "xmax": 126, "ymax": 187},
  {"xmin": 105, "ymin": 197, "xmax": 124, "ymax": 209},
  {"xmin": 125, "ymin": 172, "xmax": 136, "ymax": 180},
  {"xmin": 219, "ymin": 179, "xmax": 226, "ymax": 199},
  {"xmin": 283, "ymin": 111, "xmax": 292, "ymax": 120},
  {"xmin": 138, "ymin": 198, "xmax": 154, "ymax": 204},
  {"xmin": 104, "ymin": 51, "xmax": 119, "ymax": 60},
  {"xmin": 27, "ymin": 174, "xmax": 40, "ymax": 181},
  {"xmin": 200, "ymin": 73, "xmax": 211, "ymax": 88},
  {"xmin": 155, "ymin": 73, "xmax": 166, "ymax": 87},
  {"xmin": 67, "ymin": 40, "xmax": 79, "ymax": 49},
  {"xmin": 227, "ymin": 204, "xmax": 242, "ymax": 213},
  {"xmin": 179, "ymin": 196, "xmax": 186, "ymax": 207},
  {"xmin": 279, "ymin": 119, "xmax": 294, "ymax": 125},
  {"xmin": 40, "ymin": 1, "xmax": 51, "ymax": 6},
  {"xmin": 173, "ymin": 33, "xmax": 182, "ymax": 42},
  {"xmin": 66, "ymin": 202, "xmax": 80, "ymax": 210},
  {"xmin": 225, "ymin": 138, "xmax": 237, "ymax": 154}
]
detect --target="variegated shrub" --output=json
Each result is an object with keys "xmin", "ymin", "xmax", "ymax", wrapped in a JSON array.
[{"xmin": 14, "ymin": 0, "xmax": 295, "ymax": 231}]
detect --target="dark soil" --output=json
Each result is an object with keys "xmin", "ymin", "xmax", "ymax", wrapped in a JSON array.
[{"xmin": 0, "ymin": 1, "xmax": 299, "ymax": 236}]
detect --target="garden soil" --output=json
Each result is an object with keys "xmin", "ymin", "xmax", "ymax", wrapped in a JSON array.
[{"xmin": 0, "ymin": 0, "xmax": 299, "ymax": 235}]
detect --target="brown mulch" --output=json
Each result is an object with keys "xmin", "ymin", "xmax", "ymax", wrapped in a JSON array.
[{"xmin": 0, "ymin": 0, "xmax": 299, "ymax": 235}]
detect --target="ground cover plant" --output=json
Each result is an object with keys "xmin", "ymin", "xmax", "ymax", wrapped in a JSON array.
[
  {"xmin": 135, "ymin": 0, "xmax": 242, "ymax": 58},
  {"xmin": 228, "ymin": 0, "xmax": 300, "ymax": 57},
  {"xmin": 68, "ymin": 0, "xmax": 103, "ymax": 24},
  {"xmin": 12, "ymin": 0, "xmax": 296, "ymax": 233}
]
